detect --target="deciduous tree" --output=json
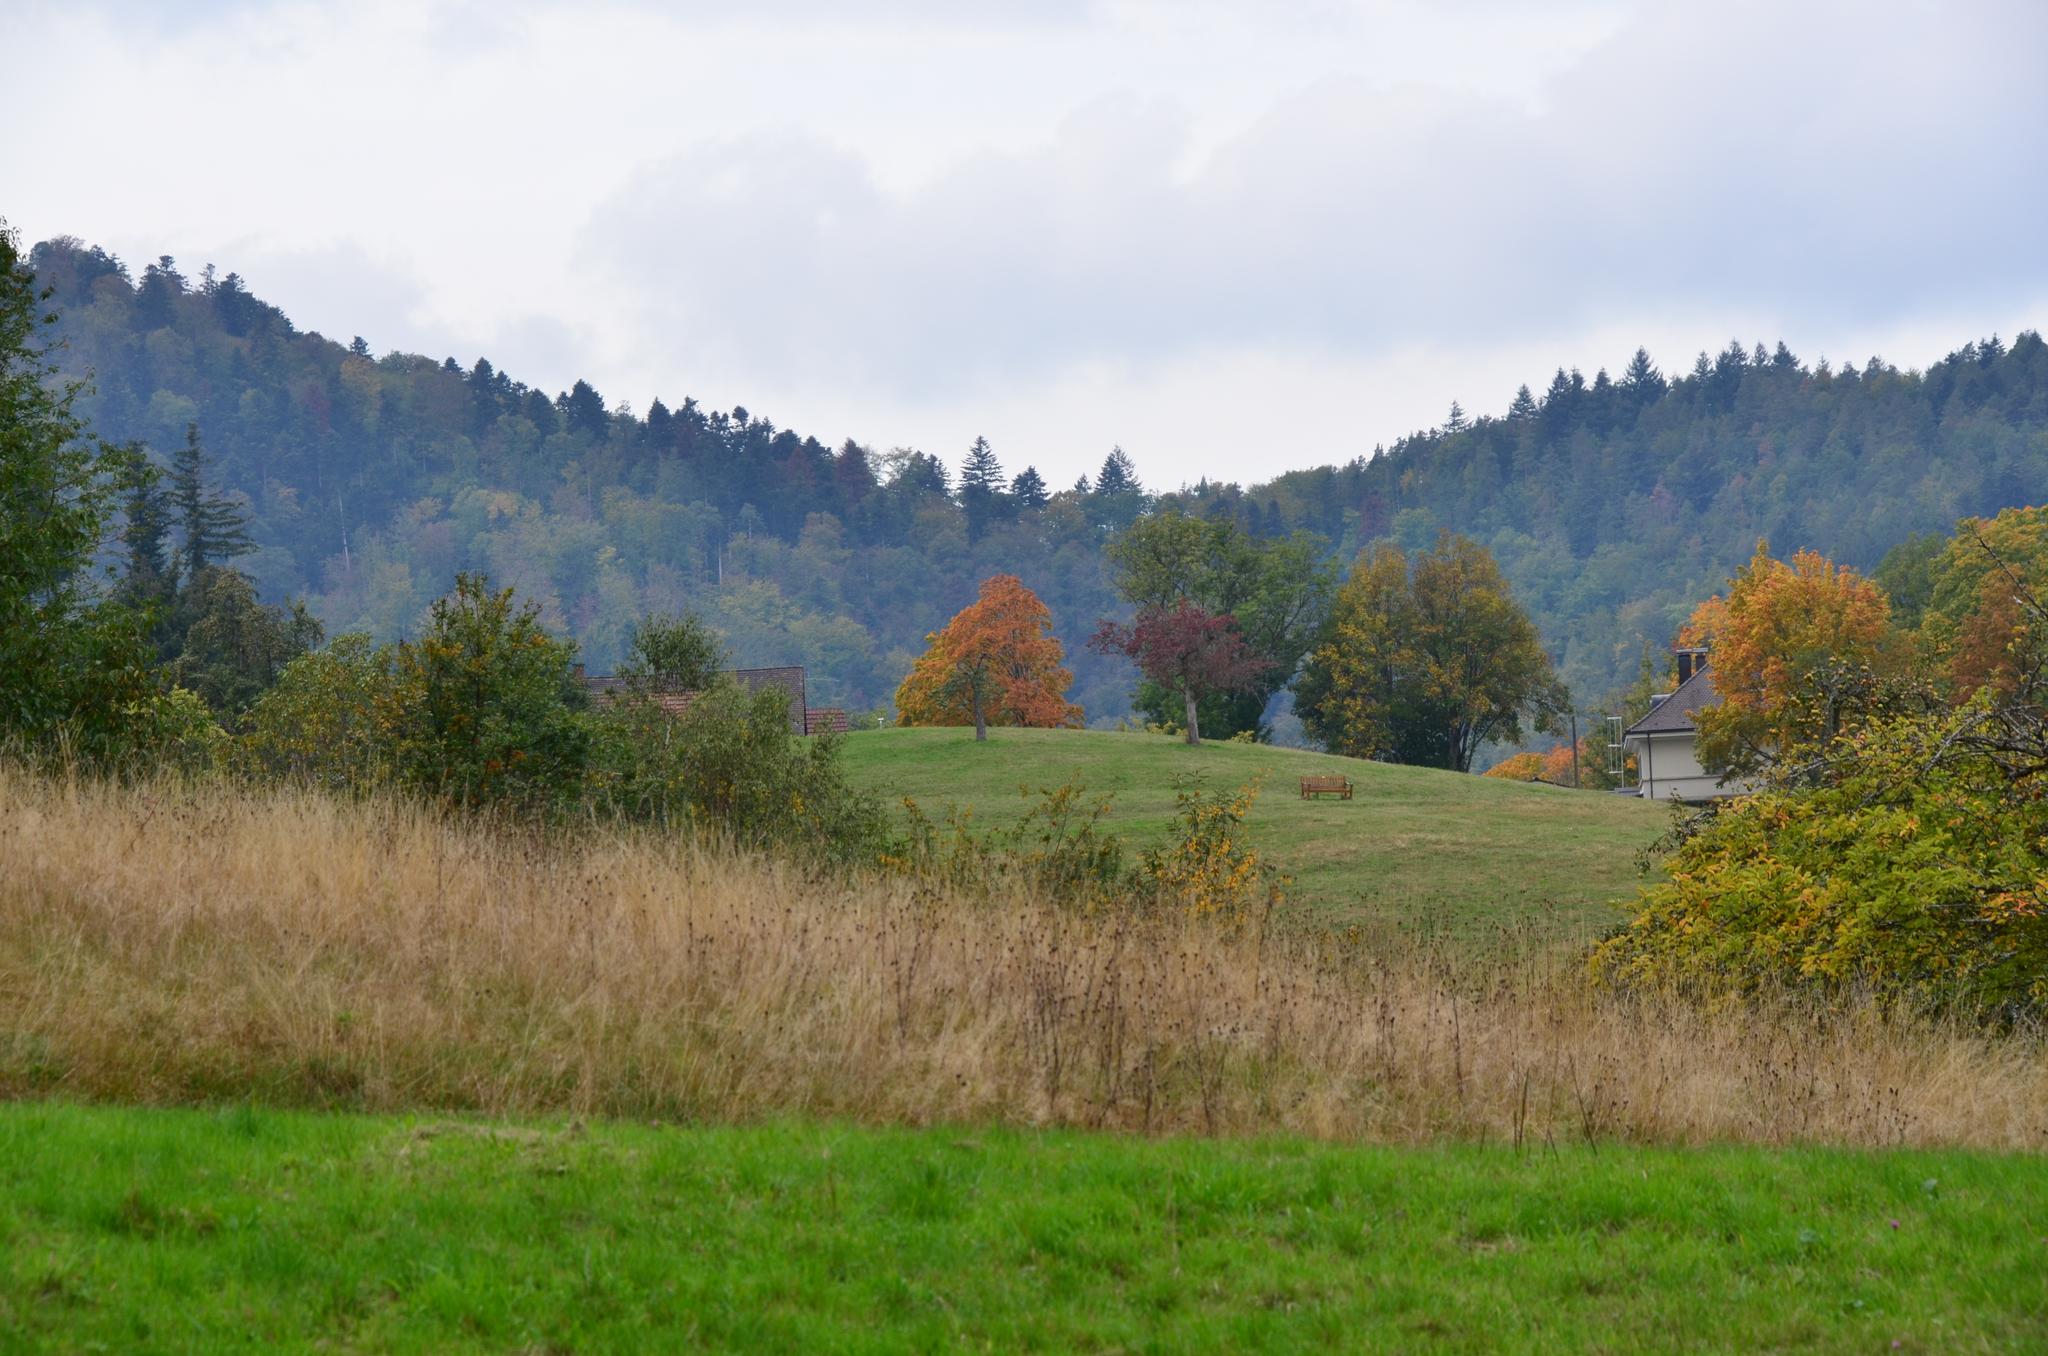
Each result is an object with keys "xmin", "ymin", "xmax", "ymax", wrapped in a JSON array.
[
  {"xmin": 895, "ymin": 575, "xmax": 1081, "ymax": 740},
  {"xmin": 1090, "ymin": 601, "xmax": 1269, "ymax": 745},
  {"xmin": 1688, "ymin": 541, "xmax": 1897, "ymax": 774},
  {"xmin": 1296, "ymin": 533, "xmax": 1565, "ymax": 771}
]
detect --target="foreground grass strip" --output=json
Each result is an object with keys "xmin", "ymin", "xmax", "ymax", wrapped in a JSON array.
[{"xmin": 2, "ymin": 1103, "xmax": 2044, "ymax": 1353}]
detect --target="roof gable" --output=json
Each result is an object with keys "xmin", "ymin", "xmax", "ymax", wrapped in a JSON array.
[{"xmin": 1623, "ymin": 662, "xmax": 1720, "ymax": 736}]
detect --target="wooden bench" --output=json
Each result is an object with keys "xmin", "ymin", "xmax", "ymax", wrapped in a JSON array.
[{"xmin": 1299, "ymin": 775, "xmax": 1353, "ymax": 800}]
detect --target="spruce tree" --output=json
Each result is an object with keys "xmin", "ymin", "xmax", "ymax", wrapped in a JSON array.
[
  {"xmin": 958, "ymin": 435, "xmax": 1007, "ymax": 541},
  {"xmin": 1009, "ymin": 465, "xmax": 1050, "ymax": 510},
  {"xmin": 116, "ymin": 445, "xmax": 177, "ymax": 605},
  {"xmin": 1506, "ymin": 384, "xmax": 1539, "ymax": 421},
  {"xmin": 1094, "ymin": 446, "xmax": 1139, "ymax": 496},
  {"xmin": 169, "ymin": 423, "xmax": 253, "ymax": 579},
  {"xmin": 1445, "ymin": 400, "xmax": 1468, "ymax": 433},
  {"xmin": 1621, "ymin": 347, "xmax": 1665, "ymax": 398}
]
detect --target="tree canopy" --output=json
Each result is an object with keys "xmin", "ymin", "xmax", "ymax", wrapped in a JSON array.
[
  {"xmin": 1296, "ymin": 533, "xmax": 1565, "ymax": 771},
  {"xmin": 894, "ymin": 575, "xmax": 1081, "ymax": 739}
]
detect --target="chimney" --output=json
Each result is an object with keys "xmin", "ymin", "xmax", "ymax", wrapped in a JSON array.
[{"xmin": 1674, "ymin": 646, "xmax": 1707, "ymax": 686}]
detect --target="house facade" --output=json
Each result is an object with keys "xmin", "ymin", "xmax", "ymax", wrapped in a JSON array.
[{"xmin": 1621, "ymin": 647, "xmax": 1758, "ymax": 801}]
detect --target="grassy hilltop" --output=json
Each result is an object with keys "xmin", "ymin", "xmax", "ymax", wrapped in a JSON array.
[{"xmin": 842, "ymin": 727, "xmax": 1666, "ymax": 941}]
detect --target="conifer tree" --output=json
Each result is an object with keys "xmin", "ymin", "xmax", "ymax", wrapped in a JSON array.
[
  {"xmin": 1009, "ymin": 465, "xmax": 1050, "ymax": 510},
  {"xmin": 958, "ymin": 435, "xmax": 1007, "ymax": 542},
  {"xmin": 169, "ymin": 422, "xmax": 253, "ymax": 579},
  {"xmin": 116, "ymin": 444, "xmax": 177, "ymax": 609}
]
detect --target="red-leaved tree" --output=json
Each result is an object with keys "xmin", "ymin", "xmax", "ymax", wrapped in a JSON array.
[{"xmin": 1091, "ymin": 601, "xmax": 1270, "ymax": 746}]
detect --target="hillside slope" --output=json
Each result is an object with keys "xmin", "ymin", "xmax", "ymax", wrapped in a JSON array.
[
  {"xmin": 29, "ymin": 237, "xmax": 2048, "ymax": 711},
  {"xmin": 842, "ymin": 728, "xmax": 1664, "ymax": 940}
]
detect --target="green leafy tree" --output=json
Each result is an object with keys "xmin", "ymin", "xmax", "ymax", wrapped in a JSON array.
[
  {"xmin": 589, "ymin": 678, "xmax": 886, "ymax": 858},
  {"xmin": 0, "ymin": 221, "xmax": 164, "ymax": 763},
  {"xmin": 1103, "ymin": 511, "xmax": 1333, "ymax": 739},
  {"xmin": 239, "ymin": 633, "xmax": 401, "ymax": 789},
  {"xmin": 1296, "ymin": 533, "xmax": 1565, "ymax": 770},
  {"xmin": 172, "ymin": 568, "xmax": 324, "ymax": 722},
  {"xmin": 619, "ymin": 611, "xmax": 727, "ymax": 692},
  {"xmin": 383, "ymin": 574, "xmax": 590, "ymax": 812}
]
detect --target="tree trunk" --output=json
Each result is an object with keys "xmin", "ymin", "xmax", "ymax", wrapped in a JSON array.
[
  {"xmin": 973, "ymin": 688, "xmax": 987, "ymax": 742},
  {"xmin": 1184, "ymin": 687, "xmax": 1201, "ymax": 746}
]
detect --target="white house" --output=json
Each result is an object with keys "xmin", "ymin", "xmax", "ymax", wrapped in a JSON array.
[{"xmin": 1621, "ymin": 647, "xmax": 1759, "ymax": 801}]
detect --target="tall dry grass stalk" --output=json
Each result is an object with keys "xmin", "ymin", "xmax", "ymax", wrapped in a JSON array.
[{"xmin": 3, "ymin": 766, "xmax": 2044, "ymax": 1148}]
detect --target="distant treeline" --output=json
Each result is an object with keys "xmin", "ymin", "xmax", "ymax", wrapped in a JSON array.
[{"xmin": 30, "ymin": 236, "xmax": 2048, "ymax": 717}]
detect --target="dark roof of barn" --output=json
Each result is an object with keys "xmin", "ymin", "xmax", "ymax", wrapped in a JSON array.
[{"xmin": 1623, "ymin": 662, "xmax": 1721, "ymax": 737}]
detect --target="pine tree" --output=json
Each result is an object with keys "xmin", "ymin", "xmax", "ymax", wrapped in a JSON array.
[
  {"xmin": 1507, "ymin": 384, "xmax": 1539, "ymax": 421},
  {"xmin": 116, "ymin": 445, "xmax": 176, "ymax": 607},
  {"xmin": 169, "ymin": 423, "xmax": 253, "ymax": 578},
  {"xmin": 1621, "ymin": 347, "xmax": 1665, "ymax": 398},
  {"xmin": 135, "ymin": 255, "xmax": 184, "ymax": 329},
  {"xmin": 958, "ymin": 435, "xmax": 1007, "ymax": 542},
  {"xmin": 1771, "ymin": 341, "xmax": 1799, "ymax": 370},
  {"xmin": 1445, "ymin": 400, "xmax": 1468, "ymax": 433},
  {"xmin": 1010, "ymin": 465, "xmax": 1050, "ymax": 510},
  {"xmin": 1094, "ymin": 446, "xmax": 1139, "ymax": 496}
]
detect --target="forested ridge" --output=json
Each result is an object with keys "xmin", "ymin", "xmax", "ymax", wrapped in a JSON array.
[{"xmin": 29, "ymin": 235, "xmax": 2048, "ymax": 722}]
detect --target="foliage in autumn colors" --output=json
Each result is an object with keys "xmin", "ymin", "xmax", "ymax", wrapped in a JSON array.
[
  {"xmin": 1913, "ymin": 506, "xmax": 2048, "ymax": 706},
  {"xmin": 1687, "ymin": 542, "xmax": 1896, "ymax": 775},
  {"xmin": 1296, "ymin": 533, "xmax": 1565, "ymax": 771},
  {"xmin": 894, "ymin": 575, "xmax": 1081, "ymax": 740},
  {"xmin": 1089, "ymin": 601, "xmax": 1269, "ymax": 745}
]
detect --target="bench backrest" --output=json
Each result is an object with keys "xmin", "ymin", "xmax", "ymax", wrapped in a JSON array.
[{"xmin": 1300, "ymin": 775, "xmax": 1350, "ymax": 789}]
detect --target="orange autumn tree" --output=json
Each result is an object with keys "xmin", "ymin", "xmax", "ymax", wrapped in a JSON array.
[
  {"xmin": 1689, "ymin": 541, "xmax": 1897, "ymax": 775},
  {"xmin": 895, "ymin": 575, "xmax": 1082, "ymax": 740}
]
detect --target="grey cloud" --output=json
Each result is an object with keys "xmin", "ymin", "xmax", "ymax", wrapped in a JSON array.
[{"xmin": 583, "ymin": 0, "xmax": 2048, "ymax": 401}]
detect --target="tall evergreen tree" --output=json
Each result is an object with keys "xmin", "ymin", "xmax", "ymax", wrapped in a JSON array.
[
  {"xmin": 1620, "ymin": 347, "xmax": 1665, "ymax": 398},
  {"xmin": 1444, "ymin": 400, "xmax": 1468, "ymax": 433},
  {"xmin": 1506, "ymin": 384, "xmax": 1538, "ymax": 420},
  {"xmin": 1010, "ymin": 465, "xmax": 1049, "ymax": 510},
  {"xmin": 958, "ymin": 435, "xmax": 1007, "ymax": 542},
  {"xmin": 1094, "ymin": 446, "xmax": 1139, "ymax": 496},
  {"xmin": 116, "ymin": 444, "xmax": 177, "ymax": 608},
  {"xmin": 169, "ymin": 423, "xmax": 253, "ymax": 578},
  {"xmin": 0, "ymin": 222, "xmax": 162, "ymax": 759}
]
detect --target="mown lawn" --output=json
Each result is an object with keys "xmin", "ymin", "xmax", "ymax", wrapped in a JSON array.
[
  {"xmin": 3, "ymin": 1102, "xmax": 2041, "ymax": 1353},
  {"xmin": 843, "ymin": 727, "xmax": 1666, "ymax": 942}
]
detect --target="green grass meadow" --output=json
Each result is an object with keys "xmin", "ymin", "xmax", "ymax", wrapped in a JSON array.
[
  {"xmin": 4, "ymin": 1102, "xmax": 2044, "ymax": 1353},
  {"xmin": 842, "ymin": 727, "xmax": 1666, "ymax": 940}
]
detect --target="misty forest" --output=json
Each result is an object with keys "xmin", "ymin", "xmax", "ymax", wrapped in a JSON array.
[{"xmin": 29, "ymin": 237, "xmax": 2048, "ymax": 731}]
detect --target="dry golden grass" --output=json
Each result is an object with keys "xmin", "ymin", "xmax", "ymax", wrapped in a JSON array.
[{"xmin": 3, "ymin": 766, "xmax": 2044, "ymax": 1148}]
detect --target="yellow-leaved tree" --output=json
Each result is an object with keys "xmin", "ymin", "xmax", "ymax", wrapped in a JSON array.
[
  {"xmin": 894, "ymin": 575, "xmax": 1082, "ymax": 740},
  {"xmin": 1689, "ymin": 541, "xmax": 1897, "ymax": 774}
]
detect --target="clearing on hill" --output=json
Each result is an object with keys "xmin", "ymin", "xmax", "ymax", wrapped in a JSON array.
[{"xmin": 841, "ymin": 728, "xmax": 1664, "ymax": 943}]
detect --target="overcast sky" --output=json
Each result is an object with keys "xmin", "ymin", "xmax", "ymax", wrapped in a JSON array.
[{"xmin": 9, "ymin": 0, "xmax": 2047, "ymax": 487}]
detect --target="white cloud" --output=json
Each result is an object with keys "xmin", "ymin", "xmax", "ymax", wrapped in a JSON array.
[{"xmin": 6, "ymin": 0, "xmax": 2045, "ymax": 486}]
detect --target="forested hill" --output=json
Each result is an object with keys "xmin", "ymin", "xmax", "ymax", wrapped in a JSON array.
[
  {"xmin": 29, "ymin": 236, "xmax": 2048, "ymax": 718},
  {"xmin": 1179, "ymin": 340, "xmax": 2048, "ymax": 699}
]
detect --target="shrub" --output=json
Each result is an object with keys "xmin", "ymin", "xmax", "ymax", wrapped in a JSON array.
[
  {"xmin": 381, "ymin": 575, "xmax": 590, "ymax": 814},
  {"xmin": 1139, "ymin": 776, "xmax": 1283, "ymax": 927},
  {"xmin": 1595, "ymin": 698, "xmax": 2048, "ymax": 1013},
  {"xmin": 590, "ymin": 678, "xmax": 887, "ymax": 861},
  {"xmin": 238, "ymin": 634, "xmax": 400, "ymax": 791},
  {"xmin": 894, "ymin": 779, "xmax": 1129, "ymax": 907}
]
